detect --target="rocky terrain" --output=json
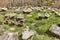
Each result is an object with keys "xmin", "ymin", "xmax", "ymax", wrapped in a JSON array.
[{"xmin": 0, "ymin": 6, "xmax": 60, "ymax": 40}]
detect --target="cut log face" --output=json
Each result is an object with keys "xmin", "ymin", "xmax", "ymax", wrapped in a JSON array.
[{"xmin": 49, "ymin": 25, "xmax": 60, "ymax": 36}]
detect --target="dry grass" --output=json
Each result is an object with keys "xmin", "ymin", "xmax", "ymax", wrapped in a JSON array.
[{"xmin": 0, "ymin": 0, "xmax": 60, "ymax": 8}]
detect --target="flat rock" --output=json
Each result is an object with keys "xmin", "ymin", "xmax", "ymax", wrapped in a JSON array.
[
  {"xmin": 55, "ymin": 12, "xmax": 60, "ymax": 16},
  {"xmin": 0, "ymin": 7, "xmax": 7, "ymax": 11},
  {"xmin": 5, "ymin": 13, "xmax": 17, "ymax": 18},
  {"xmin": 34, "ymin": 7, "xmax": 41, "ymax": 10},
  {"xmin": 17, "ymin": 14, "xmax": 24, "ymax": 19},
  {"xmin": 38, "ymin": 13, "xmax": 44, "ymax": 18},
  {"xmin": 44, "ymin": 13, "xmax": 50, "ymax": 18},
  {"xmin": 8, "ymin": 32, "xmax": 18, "ymax": 40},
  {"xmin": 0, "ymin": 32, "xmax": 18, "ymax": 40},
  {"xmin": 15, "ymin": 7, "xmax": 21, "ymax": 11},
  {"xmin": 22, "ymin": 28, "xmax": 35, "ymax": 40},
  {"xmin": 23, "ymin": 8, "xmax": 32, "ymax": 13},
  {"xmin": 49, "ymin": 25, "xmax": 60, "ymax": 36},
  {"xmin": 38, "ymin": 13, "xmax": 50, "ymax": 18},
  {"xmin": 9, "ymin": 13, "xmax": 16, "ymax": 18}
]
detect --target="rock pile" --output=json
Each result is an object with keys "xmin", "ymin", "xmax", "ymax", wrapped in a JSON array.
[
  {"xmin": 4, "ymin": 13, "xmax": 17, "ymax": 24},
  {"xmin": 4, "ymin": 13, "xmax": 24, "ymax": 26}
]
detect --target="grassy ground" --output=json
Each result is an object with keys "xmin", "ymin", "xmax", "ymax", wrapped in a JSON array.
[{"xmin": 0, "ymin": 9, "xmax": 60, "ymax": 40}]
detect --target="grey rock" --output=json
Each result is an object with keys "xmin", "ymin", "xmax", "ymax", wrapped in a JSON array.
[
  {"xmin": 17, "ymin": 14, "xmax": 24, "ymax": 19},
  {"xmin": 5, "ymin": 13, "xmax": 17, "ymax": 18},
  {"xmin": 23, "ymin": 8, "xmax": 32, "ymax": 13},
  {"xmin": 5, "ymin": 14, "xmax": 9, "ymax": 18},
  {"xmin": 44, "ymin": 13, "xmax": 50, "ymax": 18},
  {"xmin": 51, "ymin": 8, "xmax": 58, "ymax": 11},
  {"xmin": 0, "ymin": 7, "xmax": 7, "ymax": 12},
  {"xmin": 4, "ymin": 19, "xmax": 9, "ymax": 24},
  {"xmin": 47, "ymin": 7, "xmax": 52, "ymax": 10},
  {"xmin": 15, "ymin": 7, "xmax": 21, "ymax": 11},
  {"xmin": 8, "ymin": 32, "xmax": 18, "ymax": 40},
  {"xmin": 22, "ymin": 28, "xmax": 35, "ymax": 40},
  {"xmin": 9, "ymin": 13, "xmax": 17, "ymax": 18},
  {"xmin": 17, "ymin": 20, "xmax": 24, "ymax": 26},
  {"xmin": 49, "ymin": 25, "xmax": 60, "ymax": 36},
  {"xmin": 0, "ymin": 32, "xmax": 18, "ymax": 40},
  {"xmin": 38, "ymin": 13, "xmax": 44, "ymax": 18},
  {"xmin": 30, "ymin": 7, "xmax": 35, "ymax": 10},
  {"xmin": 55, "ymin": 12, "xmax": 60, "ymax": 16},
  {"xmin": 34, "ymin": 7, "xmax": 41, "ymax": 10},
  {"xmin": 38, "ymin": 13, "xmax": 50, "ymax": 19},
  {"xmin": 8, "ymin": 20, "xmax": 12, "ymax": 24},
  {"xmin": 11, "ymin": 20, "xmax": 17, "ymax": 25}
]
